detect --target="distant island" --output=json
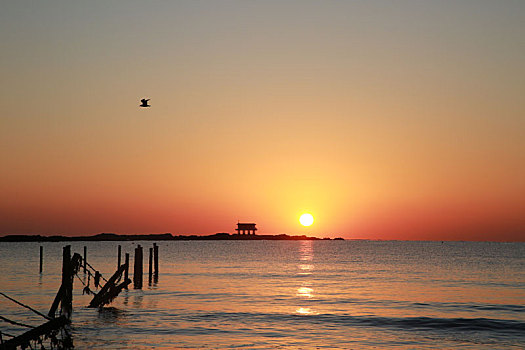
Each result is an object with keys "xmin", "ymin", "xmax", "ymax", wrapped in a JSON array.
[{"xmin": 0, "ymin": 232, "xmax": 344, "ymax": 242}]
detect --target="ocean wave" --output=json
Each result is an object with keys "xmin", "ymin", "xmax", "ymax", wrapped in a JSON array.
[
  {"xmin": 318, "ymin": 298, "xmax": 525, "ymax": 314},
  {"xmin": 183, "ymin": 312, "xmax": 525, "ymax": 334}
]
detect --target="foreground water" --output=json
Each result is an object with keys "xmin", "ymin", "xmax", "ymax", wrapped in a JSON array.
[{"xmin": 1, "ymin": 240, "xmax": 524, "ymax": 349}]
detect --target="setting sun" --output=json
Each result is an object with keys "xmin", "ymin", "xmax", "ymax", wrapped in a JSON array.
[{"xmin": 299, "ymin": 213, "xmax": 314, "ymax": 227}]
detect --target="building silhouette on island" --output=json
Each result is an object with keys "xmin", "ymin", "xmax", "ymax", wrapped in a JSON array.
[{"xmin": 236, "ymin": 222, "xmax": 257, "ymax": 235}]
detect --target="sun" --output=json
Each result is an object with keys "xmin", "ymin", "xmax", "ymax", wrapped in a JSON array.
[{"xmin": 299, "ymin": 213, "xmax": 314, "ymax": 227}]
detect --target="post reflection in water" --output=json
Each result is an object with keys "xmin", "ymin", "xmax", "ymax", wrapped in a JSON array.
[
  {"xmin": 133, "ymin": 292, "xmax": 144, "ymax": 308},
  {"xmin": 97, "ymin": 306, "xmax": 125, "ymax": 323},
  {"xmin": 295, "ymin": 240, "xmax": 317, "ymax": 315}
]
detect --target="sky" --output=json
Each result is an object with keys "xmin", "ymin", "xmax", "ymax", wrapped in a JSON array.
[{"xmin": 1, "ymin": 1, "xmax": 524, "ymax": 241}]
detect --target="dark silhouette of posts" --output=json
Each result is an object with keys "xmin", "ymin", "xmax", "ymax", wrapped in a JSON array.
[
  {"xmin": 48, "ymin": 247, "xmax": 81, "ymax": 319},
  {"xmin": 117, "ymin": 245, "xmax": 122, "ymax": 269},
  {"xmin": 148, "ymin": 247, "xmax": 153, "ymax": 284},
  {"xmin": 88, "ymin": 263, "xmax": 131, "ymax": 308},
  {"xmin": 83, "ymin": 246, "xmax": 87, "ymax": 273},
  {"xmin": 133, "ymin": 245, "xmax": 143, "ymax": 289},
  {"xmin": 39, "ymin": 246, "xmax": 43, "ymax": 273},
  {"xmin": 0, "ymin": 315, "xmax": 69, "ymax": 350},
  {"xmin": 61, "ymin": 245, "xmax": 73, "ymax": 318},
  {"xmin": 124, "ymin": 253, "xmax": 129, "ymax": 289},
  {"xmin": 153, "ymin": 243, "xmax": 159, "ymax": 282}
]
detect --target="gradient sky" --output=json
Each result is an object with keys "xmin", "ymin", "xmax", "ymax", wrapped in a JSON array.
[{"xmin": 1, "ymin": 1, "xmax": 524, "ymax": 240}]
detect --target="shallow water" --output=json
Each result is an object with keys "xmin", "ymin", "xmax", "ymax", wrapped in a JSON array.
[{"xmin": 1, "ymin": 240, "xmax": 524, "ymax": 349}]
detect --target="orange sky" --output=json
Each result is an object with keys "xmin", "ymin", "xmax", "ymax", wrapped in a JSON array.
[{"xmin": 1, "ymin": 1, "xmax": 524, "ymax": 241}]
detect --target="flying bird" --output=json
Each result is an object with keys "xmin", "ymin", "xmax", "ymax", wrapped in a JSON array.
[{"xmin": 140, "ymin": 98, "xmax": 151, "ymax": 107}]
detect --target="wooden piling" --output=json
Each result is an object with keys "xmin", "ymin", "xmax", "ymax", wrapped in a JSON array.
[
  {"xmin": 148, "ymin": 247, "xmax": 153, "ymax": 283},
  {"xmin": 39, "ymin": 246, "xmax": 43, "ymax": 274},
  {"xmin": 153, "ymin": 243, "xmax": 159, "ymax": 280},
  {"xmin": 124, "ymin": 253, "xmax": 129, "ymax": 289},
  {"xmin": 133, "ymin": 245, "xmax": 143, "ymax": 289},
  {"xmin": 133, "ymin": 247, "xmax": 137, "ymax": 288},
  {"xmin": 139, "ymin": 245, "xmax": 143, "ymax": 288},
  {"xmin": 83, "ymin": 246, "xmax": 87, "ymax": 273},
  {"xmin": 48, "ymin": 252, "xmax": 81, "ymax": 318},
  {"xmin": 61, "ymin": 245, "xmax": 73, "ymax": 318},
  {"xmin": 117, "ymin": 245, "xmax": 122, "ymax": 269}
]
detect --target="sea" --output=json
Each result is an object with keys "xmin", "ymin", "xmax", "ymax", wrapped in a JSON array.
[{"xmin": 0, "ymin": 240, "xmax": 524, "ymax": 349}]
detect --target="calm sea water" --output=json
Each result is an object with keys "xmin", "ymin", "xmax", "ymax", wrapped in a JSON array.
[{"xmin": 1, "ymin": 240, "xmax": 524, "ymax": 349}]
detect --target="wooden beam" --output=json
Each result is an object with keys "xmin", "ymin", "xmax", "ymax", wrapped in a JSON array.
[
  {"xmin": 88, "ymin": 263, "xmax": 127, "ymax": 308},
  {"xmin": 98, "ymin": 278, "xmax": 131, "ymax": 307},
  {"xmin": 0, "ymin": 315, "xmax": 69, "ymax": 350},
  {"xmin": 48, "ymin": 284, "xmax": 64, "ymax": 318}
]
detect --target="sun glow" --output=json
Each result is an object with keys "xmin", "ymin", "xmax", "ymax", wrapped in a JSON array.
[{"xmin": 299, "ymin": 213, "xmax": 314, "ymax": 227}]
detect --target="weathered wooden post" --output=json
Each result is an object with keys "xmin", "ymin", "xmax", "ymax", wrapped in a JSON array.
[
  {"xmin": 61, "ymin": 245, "xmax": 73, "ymax": 318},
  {"xmin": 139, "ymin": 245, "xmax": 143, "ymax": 289},
  {"xmin": 148, "ymin": 247, "xmax": 153, "ymax": 283},
  {"xmin": 39, "ymin": 246, "xmax": 43, "ymax": 274},
  {"xmin": 117, "ymin": 245, "xmax": 121, "ymax": 269},
  {"xmin": 88, "ymin": 263, "xmax": 131, "ymax": 308},
  {"xmin": 47, "ymin": 248, "xmax": 78, "ymax": 319},
  {"xmin": 124, "ymin": 253, "xmax": 129, "ymax": 289},
  {"xmin": 133, "ymin": 247, "xmax": 137, "ymax": 288},
  {"xmin": 83, "ymin": 246, "xmax": 87, "ymax": 273},
  {"xmin": 133, "ymin": 245, "xmax": 143, "ymax": 289},
  {"xmin": 153, "ymin": 243, "xmax": 159, "ymax": 281}
]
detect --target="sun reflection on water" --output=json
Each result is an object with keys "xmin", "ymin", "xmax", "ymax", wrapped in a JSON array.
[
  {"xmin": 295, "ymin": 241, "xmax": 316, "ymax": 315},
  {"xmin": 296, "ymin": 307, "xmax": 318, "ymax": 315},
  {"xmin": 299, "ymin": 241, "xmax": 313, "ymax": 262},
  {"xmin": 298, "ymin": 264, "xmax": 313, "ymax": 276},
  {"xmin": 297, "ymin": 286, "xmax": 314, "ymax": 298}
]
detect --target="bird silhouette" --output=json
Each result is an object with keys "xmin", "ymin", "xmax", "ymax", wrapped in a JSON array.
[{"xmin": 140, "ymin": 98, "xmax": 151, "ymax": 107}]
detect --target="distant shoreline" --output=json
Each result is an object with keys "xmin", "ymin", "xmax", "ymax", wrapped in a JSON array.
[{"xmin": 0, "ymin": 232, "xmax": 344, "ymax": 242}]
